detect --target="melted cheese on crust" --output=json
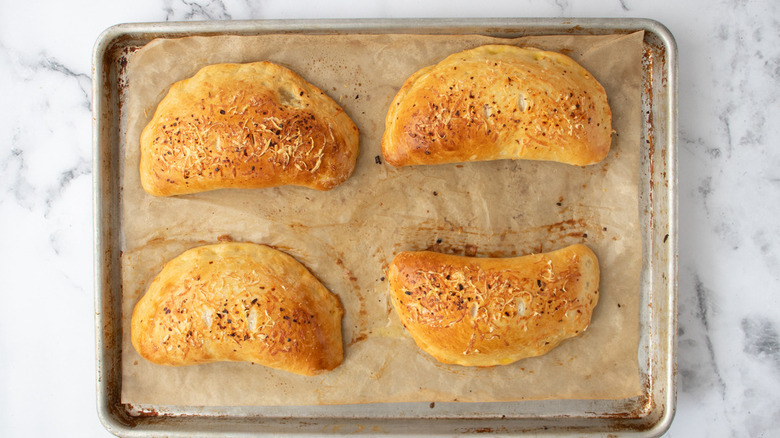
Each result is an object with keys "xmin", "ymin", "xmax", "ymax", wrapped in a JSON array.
[
  {"xmin": 382, "ymin": 45, "xmax": 612, "ymax": 167},
  {"xmin": 131, "ymin": 242, "xmax": 344, "ymax": 376},
  {"xmin": 140, "ymin": 62, "xmax": 359, "ymax": 196},
  {"xmin": 387, "ymin": 244, "xmax": 599, "ymax": 367}
]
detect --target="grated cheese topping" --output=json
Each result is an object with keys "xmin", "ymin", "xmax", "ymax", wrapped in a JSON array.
[
  {"xmin": 399, "ymin": 253, "xmax": 589, "ymax": 355},
  {"xmin": 151, "ymin": 91, "xmax": 330, "ymax": 186},
  {"xmin": 408, "ymin": 60, "xmax": 595, "ymax": 151},
  {"xmin": 148, "ymin": 263, "xmax": 316, "ymax": 361}
]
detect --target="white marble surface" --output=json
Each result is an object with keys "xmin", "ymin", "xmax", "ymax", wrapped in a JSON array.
[{"xmin": 0, "ymin": 0, "xmax": 778, "ymax": 436}]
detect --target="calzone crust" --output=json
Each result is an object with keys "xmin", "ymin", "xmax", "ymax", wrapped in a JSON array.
[
  {"xmin": 140, "ymin": 62, "xmax": 359, "ymax": 196},
  {"xmin": 131, "ymin": 242, "xmax": 344, "ymax": 376},
  {"xmin": 387, "ymin": 244, "xmax": 600, "ymax": 367},
  {"xmin": 382, "ymin": 45, "xmax": 612, "ymax": 167}
]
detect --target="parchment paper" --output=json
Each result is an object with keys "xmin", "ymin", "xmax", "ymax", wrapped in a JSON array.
[{"xmin": 121, "ymin": 31, "xmax": 645, "ymax": 406}]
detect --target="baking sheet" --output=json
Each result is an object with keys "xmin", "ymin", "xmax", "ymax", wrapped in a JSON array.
[{"xmin": 119, "ymin": 31, "xmax": 645, "ymax": 406}]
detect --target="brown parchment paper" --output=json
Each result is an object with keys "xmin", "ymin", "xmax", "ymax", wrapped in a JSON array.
[{"xmin": 120, "ymin": 31, "xmax": 645, "ymax": 406}]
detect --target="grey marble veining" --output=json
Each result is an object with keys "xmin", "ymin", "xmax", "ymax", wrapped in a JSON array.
[
  {"xmin": 672, "ymin": 0, "xmax": 780, "ymax": 435},
  {"xmin": 0, "ymin": 0, "xmax": 779, "ymax": 436},
  {"xmin": 163, "ymin": 0, "xmax": 234, "ymax": 21}
]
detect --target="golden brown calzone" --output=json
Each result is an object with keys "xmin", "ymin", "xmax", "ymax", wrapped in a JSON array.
[
  {"xmin": 387, "ymin": 244, "xmax": 599, "ymax": 366},
  {"xmin": 131, "ymin": 242, "xmax": 344, "ymax": 376},
  {"xmin": 140, "ymin": 62, "xmax": 359, "ymax": 196},
  {"xmin": 382, "ymin": 45, "xmax": 611, "ymax": 167}
]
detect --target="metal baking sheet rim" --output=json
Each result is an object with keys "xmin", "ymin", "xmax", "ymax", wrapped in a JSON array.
[{"xmin": 92, "ymin": 18, "xmax": 678, "ymax": 437}]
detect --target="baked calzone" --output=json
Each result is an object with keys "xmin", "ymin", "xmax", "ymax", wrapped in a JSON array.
[
  {"xmin": 382, "ymin": 45, "xmax": 612, "ymax": 167},
  {"xmin": 140, "ymin": 62, "xmax": 359, "ymax": 196},
  {"xmin": 131, "ymin": 242, "xmax": 344, "ymax": 376},
  {"xmin": 387, "ymin": 244, "xmax": 599, "ymax": 366}
]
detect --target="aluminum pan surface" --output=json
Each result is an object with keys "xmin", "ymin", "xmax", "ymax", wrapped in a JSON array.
[{"xmin": 93, "ymin": 17, "xmax": 677, "ymax": 437}]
